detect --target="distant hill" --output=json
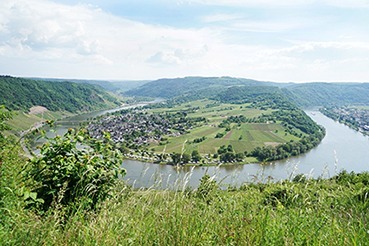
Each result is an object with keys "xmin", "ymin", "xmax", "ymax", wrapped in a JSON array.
[
  {"xmin": 284, "ymin": 83, "xmax": 369, "ymax": 107},
  {"xmin": 126, "ymin": 76, "xmax": 369, "ymax": 107},
  {"xmin": 0, "ymin": 76, "xmax": 120, "ymax": 113},
  {"xmin": 111, "ymin": 80, "xmax": 150, "ymax": 92},
  {"xmin": 125, "ymin": 76, "xmax": 278, "ymax": 98},
  {"xmin": 30, "ymin": 77, "xmax": 149, "ymax": 92},
  {"xmin": 215, "ymin": 86, "xmax": 281, "ymax": 103}
]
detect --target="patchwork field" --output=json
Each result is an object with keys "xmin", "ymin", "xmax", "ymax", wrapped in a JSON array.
[{"xmin": 147, "ymin": 99, "xmax": 300, "ymax": 157}]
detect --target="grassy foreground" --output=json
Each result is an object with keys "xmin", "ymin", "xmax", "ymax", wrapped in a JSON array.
[{"xmin": 2, "ymin": 144, "xmax": 369, "ymax": 245}]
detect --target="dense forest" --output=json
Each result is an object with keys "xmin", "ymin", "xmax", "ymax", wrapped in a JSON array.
[
  {"xmin": 0, "ymin": 76, "xmax": 120, "ymax": 112},
  {"xmin": 125, "ymin": 76, "xmax": 279, "ymax": 98},
  {"xmin": 33, "ymin": 77, "xmax": 149, "ymax": 92}
]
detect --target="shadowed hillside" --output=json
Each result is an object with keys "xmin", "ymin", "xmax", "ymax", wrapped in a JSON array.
[{"xmin": 0, "ymin": 76, "xmax": 120, "ymax": 112}]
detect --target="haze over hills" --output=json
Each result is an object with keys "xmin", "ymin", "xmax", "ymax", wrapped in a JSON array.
[
  {"xmin": 125, "ymin": 76, "xmax": 369, "ymax": 107},
  {"xmin": 3, "ymin": 75, "xmax": 369, "ymax": 114},
  {"xmin": 124, "ymin": 76, "xmax": 283, "ymax": 98},
  {"xmin": 30, "ymin": 77, "xmax": 149, "ymax": 92},
  {"xmin": 284, "ymin": 82, "xmax": 369, "ymax": 107}
]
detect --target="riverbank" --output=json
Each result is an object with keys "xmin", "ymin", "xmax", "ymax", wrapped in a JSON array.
[
  {"xmin": 24, "ymin": 107, "xmax": 369, "ymax": 189},
  {"xmin": 87, "ymin": 98, "xmax": 324, "ymax": 166},
  {"xmin": 122, "ymin": 155, "xmax": 259, "ymax": 166},
  {"xmin": 320, "ymin": 107, "xmax": 369, "ymax": 136},
  {"xmin": 121, "ymin": 111, "xmax": 369, "ymax": 189}
]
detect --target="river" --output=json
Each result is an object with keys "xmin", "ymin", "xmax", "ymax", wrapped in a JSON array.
[
  {"xmin": 36, "ymin": 107, "xmax": 369, "ymax": 189},
  {"xmin": 122, "ymin": 111, "xmax": 369, "ymax": 189}
]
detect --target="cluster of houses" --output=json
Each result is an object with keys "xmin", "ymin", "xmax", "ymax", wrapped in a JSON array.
[
  {"xmin": 329, "ymin": 107, "xmax": 369, "ymax": 133},
  {"xmin": 87, "ymin": 110, "xmax": 192, "ymax": 146}
]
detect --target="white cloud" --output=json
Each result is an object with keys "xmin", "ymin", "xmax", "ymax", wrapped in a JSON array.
[
  {"xmin": 187, "ymin": 0, "xmax": 369, "ymax": 8},
  {"xmin": 324, "ymin": 0, "xmax": 369, "ymax": 8},
  {"xmin": 0, "ymin": 0, "xmax": 216, "ymax": 79},
  {"xmin": 201, "ymin": 14, "xmax": 243, "ymax": 23},
  {"xmin": 187, "ymin": 0, "xmax": 314, "ymax": 7},
  {"xmin": 0, "ymin": 0, "xmax": 369, "ymax": 82}
]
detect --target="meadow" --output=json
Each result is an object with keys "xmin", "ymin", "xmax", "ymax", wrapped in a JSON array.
[
  {"xmin": 5, "ymin": 110, "xmax": 72, "ymax": 134},
  {"xmin": 148, "ymin": 99, "xmax": 300, "ymax": 158}
]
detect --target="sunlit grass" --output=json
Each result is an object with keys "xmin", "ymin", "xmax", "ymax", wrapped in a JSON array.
[
  {"xmin": 146, "ymin": 100, "xmax": 302, "ymax": 161},
  {"xmin": 2, "ymin": 147, "xmax": 369, "ymax": 245}
]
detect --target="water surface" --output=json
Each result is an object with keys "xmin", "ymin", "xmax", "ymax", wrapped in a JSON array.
[
  {"xmin": 38, "ymin": 107, "xmax": 369, "ymax": 188},
  {"xmin": 122, "ymin": 111, "xmax": 369, "ymax": 188}
]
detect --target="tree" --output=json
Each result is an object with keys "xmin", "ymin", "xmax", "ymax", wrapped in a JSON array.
[
  {"xmin": 235, "ymin": 153, "xmax": 244, "ymax": 162},
  {"xmin": 220, "ymin": 152, "xmax": 236, "ymax": 162},
  {"xmin": 171, "ymin": 152, "xmax": 181, "ymax": 165},
  {"xmin": 182, "ymin": 153, "xmax": 191, "ymax": 164},
  {"xmin": 191, "ymin": 150, "xmax": 201, "ymax": 163}
]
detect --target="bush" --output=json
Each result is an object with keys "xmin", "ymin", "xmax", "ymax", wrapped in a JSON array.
[
  {"xmin": 24, "ymin": 128, "xmax": 125, "ymax": 214},
  {"xmin": 196, "ymin": 174, "xmax": 219, "ymax": 204}
]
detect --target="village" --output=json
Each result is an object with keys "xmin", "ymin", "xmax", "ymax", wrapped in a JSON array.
[
  {"xmin": 87, "ymin": 108, "xmax": 209, "ymax": 164},
  {"xmin": 321, "ymin": 107, "xmax": 369, "ymax": 134},
  {"xmin": 87, "ymin": 109, "xmax": 206, "ymax": 146}
]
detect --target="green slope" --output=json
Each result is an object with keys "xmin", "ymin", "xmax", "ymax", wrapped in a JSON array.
[
  {"xmin": 284, "ymin": 82, "xmax": 369, "ymax": 107},
  {"xmin": 126, "ymin": 76, "xmax": 369, "ymax": 107},
  {"xmin": 0, "ymin": 76, "xmax": 120, "ymax": 113},
  {"xmin": 125, "ymin": 76, "xmax": 277, "ymax": 98}
]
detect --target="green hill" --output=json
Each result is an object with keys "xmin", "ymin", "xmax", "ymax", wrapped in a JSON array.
[
  {"xmin": 0, "ymin": 76, "xmax": 120, "ymax": 113},
  {"xmin": 126, "ymin": 76, "xmax": 369, "ymax": 107},
  {"xmin": 31, "ymin": 77, "xmax": 149, "ymax": 92},
  {"xmin": 284, "ymin": 82, "xmax": 369, "ymax": 107},
  {"xmin": 125, "ymin": 76, "xmax": 277, "ymax": 98}
]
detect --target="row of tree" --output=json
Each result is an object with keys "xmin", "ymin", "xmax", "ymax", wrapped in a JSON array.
[{"xmin": 170, "ymin": 150, "xmax": 202, "ymax": 165}]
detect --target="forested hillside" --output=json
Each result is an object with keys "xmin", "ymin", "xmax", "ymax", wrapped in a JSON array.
[
  {"xmin": 125, "ymin": 76, "xmax": 277, "ymax": 98},
  {"xmin": 215, "ymin": 86, "xmax": 282, "ymax": 104},
  {"xmin": 32, "ymin": 77, "xmax": 149, "ymax": 92},
  {"xmin": 0, "ymin": 76, "xmax": 120, "ymax": 112},
  {"xmin": 126, "ymin": 76, "xmax": 369, "ymax": 107},
  {"xmin": 284, "ymin": 82, "xmax": 369, "ymax": 107}
]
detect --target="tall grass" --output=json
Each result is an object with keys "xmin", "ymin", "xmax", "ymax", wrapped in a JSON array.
[
  {"xmin": 1, "ymin": 136, "xmax": 368, "ymax": 245},
  {"xmin": 2, "ymin": 151, "xmax": 369, "ymax": 245}
]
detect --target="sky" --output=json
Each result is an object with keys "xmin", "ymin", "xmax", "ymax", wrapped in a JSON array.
[{"xmin": 1, "ymin": 0, "xmax": 369, "ymax": 82}]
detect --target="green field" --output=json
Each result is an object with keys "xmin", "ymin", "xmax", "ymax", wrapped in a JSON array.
[
  {"xmin": 5, "ymin": 110, "xmax": 72, "ymax": 135},
  {"xmin": 147, "ymin": 100, "xmax": 300, "ymax": 158}
]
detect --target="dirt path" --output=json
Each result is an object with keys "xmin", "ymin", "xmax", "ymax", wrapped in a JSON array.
[{"xmin": 224, "ymin": 130, "xmax": 233, "ymax": 140}]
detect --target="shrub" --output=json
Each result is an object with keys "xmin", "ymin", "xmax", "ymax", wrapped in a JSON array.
[
  {"xmin": 24, "ymin": 128, "xmax": 125, "ymax": 214},
  {"xmin": 196, "ymin": 174, "xmax": 219, "ymax": 204}
]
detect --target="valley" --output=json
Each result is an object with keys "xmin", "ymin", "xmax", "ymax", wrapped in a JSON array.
[
  {"xmin": 88, "ymin": 95, "xmax": 323, "ymax": 165},
  {"xmin": 2, "ymin": 75, "xmax": 369, "ymax": 245}
]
